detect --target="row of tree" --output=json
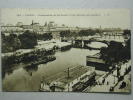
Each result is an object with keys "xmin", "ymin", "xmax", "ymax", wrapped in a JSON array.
[
  {"xmin": 36, "ymin": 32, "xmax": 52, "ymax": 41},
  {"xmin": 2, "ymin": 30, "xmax": 53, "ymax": 53},
  {"xmin": 60, "ymin": 29, "xmax": 101, "ymax": 37},
  {"xmin": 100, "ymin": 29, "xmax": 131, "ymax": 67}
]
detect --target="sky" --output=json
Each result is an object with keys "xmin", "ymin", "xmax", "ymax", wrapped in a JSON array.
[{"xmin": 0, "ymin": 8, "xmax": 131, "ymax": 29}]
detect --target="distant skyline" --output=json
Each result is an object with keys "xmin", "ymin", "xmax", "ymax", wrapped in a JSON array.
[{"xmin": 0, "ymin": 9, "xmax": 131, "ymax": 29}]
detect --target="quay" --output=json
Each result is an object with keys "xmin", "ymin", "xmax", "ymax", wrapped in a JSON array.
[
  {"xmin": 2, "ymin": 40, "xmax": 72, "ymax": 70},
  {"xmin": 2, "ymin": 40, "xmax": 72, "ymax": 58}
]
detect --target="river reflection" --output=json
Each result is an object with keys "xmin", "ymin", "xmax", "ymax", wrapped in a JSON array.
[
  {"xmin": 23, "ymin": 65, "xmax": 38, "ymax": 76},
  {"xmin": 2, "ymin": 48, "xmax": 99, "ymax": 91}
]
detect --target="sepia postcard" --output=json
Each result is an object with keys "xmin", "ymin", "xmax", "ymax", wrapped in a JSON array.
[{"xmin": 0, "ymin": 8, "xmax": 131, "ymax": 93}]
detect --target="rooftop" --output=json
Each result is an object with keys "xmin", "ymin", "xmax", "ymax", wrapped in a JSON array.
[
  {"xmin": 86, "ymin": 53, "xmax": 106, "ymax": 64},
  {"xmin": 86, "ymin": 53, "xmax": 101, "ymax": 58},
  {"xmin": 44, "ymin": 65, "xmax": 95, "ymax": 87}
]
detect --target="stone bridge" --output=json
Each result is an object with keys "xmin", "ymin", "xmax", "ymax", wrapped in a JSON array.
[{"xmin": 61, "ymin": 35, "xmax": 124, "ymax": 48}]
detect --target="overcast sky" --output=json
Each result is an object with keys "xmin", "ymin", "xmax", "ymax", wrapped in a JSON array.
[{"xmin": 0, "ymin": 8, "xmax": 131, "ymax": 29}]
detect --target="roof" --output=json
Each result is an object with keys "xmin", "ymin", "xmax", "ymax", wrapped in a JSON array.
[
  {"xmin": 86, "ymin": 53, "xmax": 101, "ymax": 58},
  {"xmin": 86, "ymin": 53, "xmax": 106, "ymax": 64},
  {"xmin": 45, "ymin": 65, "xmax": 95, "ymax": 88}
]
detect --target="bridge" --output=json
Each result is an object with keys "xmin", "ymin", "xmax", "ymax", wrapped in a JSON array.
[{"xmin": 61, "ymin": 34, "xmax": 124, "ymax": 49}]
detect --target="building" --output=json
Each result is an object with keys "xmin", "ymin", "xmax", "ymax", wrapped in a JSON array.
[
  {"xmin": 16, "ymin": 22, "xmax": 23, "ymax": 26},
  {"xmin": 1, "ymin": 25, "xmax": 23, "ymax": 33}
]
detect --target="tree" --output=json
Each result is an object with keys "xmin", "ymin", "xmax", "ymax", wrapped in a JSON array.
[
  {"xmin": 123, "ymin": 29, "xmax": 131, "ymax": 39},
  {"xmin": 2, "ymin": 33, "xmax": 21, "ymax": 53},
  {"xmin": 42, "ymin": 33, "xmax": 53, "ymax": 40},
  {"xmin": 124, "ymin": 36, "xmax": 131, "ymax": 60},
  {"xmin": 100, "ymin": 39, "xmax": 131, "ymax": 66},
  {"xmin": 78, "ymin": 29, "xmax": 96, "ymax": 36},
  {"xmin": 123, "ymin": 29, "xmax": 131, "ymax": 60},
  {"xmin": 18, "ymin": 30, "xmax": 37, "ymax": 49},
  {"xmin": 36, "ymin": 33, "xmax": 53, "ymax": 41},
  {"xmin": 100, "ymin": 41, "xmax": 124, "ymax": 65},
  {"xmin": 60, "ymin": 30, "xmax": 71, "ymax": 37}
]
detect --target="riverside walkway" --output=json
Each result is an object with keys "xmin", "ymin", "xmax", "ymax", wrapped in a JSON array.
[{"xmin": 83, "ymin": 60, "xmax": 131, "ymax": 93}]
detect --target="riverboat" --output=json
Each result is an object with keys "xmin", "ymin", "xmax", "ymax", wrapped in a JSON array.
[{"xmin": 39, "ymin": 65, "xmax": 96, "ymax": 92}]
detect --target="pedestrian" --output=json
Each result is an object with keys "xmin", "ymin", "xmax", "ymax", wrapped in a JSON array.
[
  {"xmin": 107, "ymin": 81, "xmax": 109, "ymax": 85},
  {"xmin": 102, "ymin": 78, "xmax": 105, "ymax": 84}
]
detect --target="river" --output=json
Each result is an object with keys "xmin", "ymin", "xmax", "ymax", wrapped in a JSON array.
[{"xmin": 2, "ymin": 48, "xmax": 99, "ymax": 91}]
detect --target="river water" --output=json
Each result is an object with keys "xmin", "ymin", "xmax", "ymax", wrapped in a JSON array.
[{"xmin": 2, "ymin": 48, "xmax": 99, "ymax": 91}]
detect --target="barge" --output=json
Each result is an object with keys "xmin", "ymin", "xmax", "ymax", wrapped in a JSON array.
[{"xmin": 39, "ymin": 65, "xmax": 96, "ymax": 92}]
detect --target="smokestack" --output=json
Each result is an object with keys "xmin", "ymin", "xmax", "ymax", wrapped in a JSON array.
[
  {"xmin": 32, "ymin": 20, "xmax": 34, "ymax": 25},
  {"xmin": 67, "ymin": 67, "xmax": 70, "ymax": 78}
]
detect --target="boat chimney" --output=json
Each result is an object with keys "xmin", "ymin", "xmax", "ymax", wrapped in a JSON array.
[
  {"xmin": 67, "ymin": 67, "xmax": 70, "ymax": 79},
  {"xmin": 32, "ymin": 20, "xmax": 34, "ymax": 25}
]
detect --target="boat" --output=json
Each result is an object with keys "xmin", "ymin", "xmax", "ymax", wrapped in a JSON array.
[{"xmin": 39, "ymin": 66, "xmax": 96, "ymax": 92}]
